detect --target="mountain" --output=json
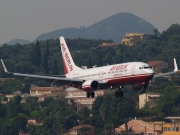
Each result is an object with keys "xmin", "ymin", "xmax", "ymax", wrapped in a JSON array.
[
  {"xmin": 5, "ymin": 39, "xmax": 31, "ymax": 45},
  {"xmin": 35, "ymin": 12, "xmax": 155, "ymax": 42}
]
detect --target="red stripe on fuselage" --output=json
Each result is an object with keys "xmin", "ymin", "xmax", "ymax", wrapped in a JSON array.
[
  {"xmin": 70, "ymin": 73, "xmax": 154, "ymax": 91},
  {"xmin": 106, "ymin": 73, "xmax": 154, "ymax": 85}
]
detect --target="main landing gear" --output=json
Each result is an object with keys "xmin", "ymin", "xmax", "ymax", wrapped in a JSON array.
[
  {"xmin": 86, "ymin": 91, "xmax": 95, "ymax": 98},
  {"xmin": 140, "ymin": 86, "xmax": 146, "ymax": 93},
  {"xmin": 115, "ymin": 87, "xmax": 124, "ymax": 98},
  {"xmin": 140, "ymin": 84, "xmax": 148, "ymax": 93}
]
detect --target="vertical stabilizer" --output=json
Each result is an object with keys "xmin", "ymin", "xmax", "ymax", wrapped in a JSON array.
[{"xmin": 60, "ymin": 36, "xmax": 82, "ymax": 74}]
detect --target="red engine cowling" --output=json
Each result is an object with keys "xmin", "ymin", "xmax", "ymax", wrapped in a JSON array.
[{"xmin": 82, "ymin": 80, "xmax": 100, "ymax": 91}]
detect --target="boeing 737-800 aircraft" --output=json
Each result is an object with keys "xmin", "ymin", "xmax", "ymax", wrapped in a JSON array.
[{"xmin": 1, "ymin": 36, "xmax": 178, "ymax": 98}]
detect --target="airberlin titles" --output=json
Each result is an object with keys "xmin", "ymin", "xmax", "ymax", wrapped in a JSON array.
[
  {"xmin": 61, "ymin": 43, "xmax": 73, "ymax": 72},
  {"xmin": 109, "ymin": 64, "xmax": 128, "ymax": 71}
]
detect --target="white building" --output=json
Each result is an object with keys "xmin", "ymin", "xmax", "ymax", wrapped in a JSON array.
[
  {"xmin": 30, "ymin": 86, "xmax": 62, "ymax": 96},
  {"xmin": 65, "ymin": 87, "xmax": 104, "ymax": 109},
  {"xmin": 139, "ymin": 93, "xmax": 161, "ymax": 109}
]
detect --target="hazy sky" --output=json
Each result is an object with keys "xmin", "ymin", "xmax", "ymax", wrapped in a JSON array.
[{"xmin": 0, "ymin": 0, "xmax": 180, "ymax": 44}]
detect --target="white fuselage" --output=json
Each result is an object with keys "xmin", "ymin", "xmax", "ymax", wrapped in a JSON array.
[{"xmin": 66, "ymin": 62, "xmax": 154, "ymax": 87}]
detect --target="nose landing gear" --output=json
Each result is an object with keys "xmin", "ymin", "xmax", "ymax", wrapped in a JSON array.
[{"xmin": 86, "ymin": 91, "xmax": 95, "ymax": 98}]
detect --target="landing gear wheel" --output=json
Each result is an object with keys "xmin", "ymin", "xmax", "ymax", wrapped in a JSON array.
[
  {"xmin": 140, "ymin": 86, "xmax": 146, "ymax": 93},
  {"xmin": 86, "ymin": 92, "xmax": 90, "ymax": 98},
  {"xmin": 119, "ymin": 91, "xmax": 123, "ymax": 97},
  {"xmin": 91, "ymin": 92, "xmax": 95, "ymax": 98},
  {"xmin": 115, "ymin": 91, "xmax": 120, "ymax": 98},
  {"xmin": 115, "ymin": 87, "xmax": 124, "ymax": 98}
]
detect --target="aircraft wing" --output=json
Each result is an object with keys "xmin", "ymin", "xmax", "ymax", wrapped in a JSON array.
[
  {"xmin": 1, "ymin": 59, "xmax": 84, "ymax": 82},
  {"xmin": 153, "ymin": 58, "xmax": 178, "ymax": 78},
  {"xmin": 1, "ymin": 59, "xmax": 107, "ymax": 85}
]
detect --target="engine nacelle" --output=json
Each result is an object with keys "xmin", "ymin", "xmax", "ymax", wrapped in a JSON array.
[{"xmin": 82, "ymin": 80, "xmax": 100, "ymax": 91}]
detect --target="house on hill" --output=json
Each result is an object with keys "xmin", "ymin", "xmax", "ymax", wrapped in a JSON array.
[
  {"xmin": 148, "ymin": 60, "xmax": 168, "ymax": 74},
  {"xmin": 30, "ymin": 86, "xmax": 62, "ymax": 96},
  {"xmin": 5, "ymin": 91, "xmax": 30, "ymax": 103},
  {"xmin": 38, "ymin": 92, "xmax": 65, "ymax": 102},
  {"xmin": 139, "ymin": 92, "xmax": 161, "ymax": 109},
  {"xmin": 69, "ymin": 124, "xmax": 96, "ymax": 135},
  {"xmin": 99, "ymin": 42, "xmax": 118, "ymax": 47},
  {"xmin": 121, "ymin": 33, "xmax": 146, "ymax": 46},
  {"xmin": 115, "ymin": 119, "xmax": 162, "ymax": 135},
  {"xmin": 163, "ymin": 117, "xmax": 180, "ymax": 135},
  {"xmin": 65, "ymin": 87, "xmax": 104, "ymax": 109}
]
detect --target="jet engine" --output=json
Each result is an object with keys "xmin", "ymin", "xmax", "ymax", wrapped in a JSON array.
[{"xmin": 82, "ymin": 80, "xmax": 100, "ymax": 91}]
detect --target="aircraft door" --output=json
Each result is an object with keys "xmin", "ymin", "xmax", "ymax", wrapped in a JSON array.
[{"xmin": 131, "ymin": 65, "xmax": 136, "ymax": 75}]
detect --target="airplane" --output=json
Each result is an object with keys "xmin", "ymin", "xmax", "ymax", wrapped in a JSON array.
[{"xmin": 1, "ymin": 36, "xmax": 178, "ymax": 98}]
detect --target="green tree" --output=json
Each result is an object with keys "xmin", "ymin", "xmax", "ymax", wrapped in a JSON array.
[
  {"xmin": 12, "ymin": 113, "xmax": 28, "ymax": 133},
  {"xmin": 41, "ymin": 40, "xmax": 49, "ymax": 74},
  {"xmin": 51, "ymin": 57, "xmax": 59, "ymax": 75},
  {"xmin": 32, "ymin": 40, "xmax": 41, "ymax": 67},
  {"xmin": 27, "ymin": 125, "xmax": 45, "ymax": 135},
  {"xmin": 14, "ymin": 95, "xmax": 22, "ymax": 104},
  {"xmin": 0, "ymin": 79, "xmax": 23, "ymax": 94}
]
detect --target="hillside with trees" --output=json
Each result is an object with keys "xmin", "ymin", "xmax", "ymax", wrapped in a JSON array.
[
  {"xmin": 1, "ymin": 24, "xmax": 180, "ymax": 79},
  {"xmin": 0, "ymin": 24, "xmax": 180, "ymax": 134},
  {"xmin": 35, "ymin": 12, "xmax": 154, "ymax": 42}
]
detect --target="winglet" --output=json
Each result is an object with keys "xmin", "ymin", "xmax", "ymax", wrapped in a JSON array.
[
  {"xmin": 174, "ymin": 58, "xmax": 178, "ymax": 72},
  {"xmin": 1, "ymin": 59, "xmax": 8, "ymax": 73}
]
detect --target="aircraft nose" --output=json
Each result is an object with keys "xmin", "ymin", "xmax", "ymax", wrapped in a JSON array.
[
  {"xmin": 149, "ymin": 69, "xmax": 154, "ymax": 74},
  {"xmin": 151, "ymin": 69, "xmax": 154, "ymax": 74},
  {"xmin": 145, "ymin": 68, "xmax": 154, "ymax": 74}
]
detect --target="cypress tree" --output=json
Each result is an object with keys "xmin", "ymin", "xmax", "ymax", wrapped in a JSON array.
[
  {"xmin": 34, "ymin": 40, "xmax": 41, "ymax": 67},
  {"xmin": 52, "ymin": 57, "xmax": 59, "ymax": 75},
  {"xmin": 41, "ymin": 40, "xmax": 49, "ymax": 74}
]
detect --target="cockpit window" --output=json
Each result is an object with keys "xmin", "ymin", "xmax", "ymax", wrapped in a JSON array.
[
  {"xmin": 147, "ymin": 66, "xmax": 152, "ymax": 69},
  {"xmin": 139, "ymin": 66, "xmax": 152, "ymax": 69}
]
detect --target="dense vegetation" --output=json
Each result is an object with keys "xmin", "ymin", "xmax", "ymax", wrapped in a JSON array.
[
  {"xmin": 1, "ymin": 24, "xmax": 180, "ymax": 79},
  {"xmin": 0, "ymin": 24, "xmax": 180, "ymax": 134},
  {"xmin": 0, "ymin": 82, "xmax": 180, "ymax": 135}
]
